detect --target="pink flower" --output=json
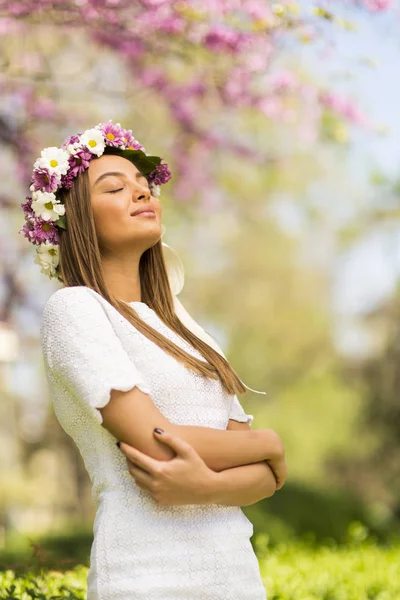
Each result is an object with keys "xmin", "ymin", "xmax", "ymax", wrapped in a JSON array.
[
  {"xmin": 120, "ymin": 38, "xmax": 145, "ymax": 59},
  {"xmin": 61, "ymin": 134, "xmax": 81, "ymax": 150},
  {"xmin": 158, "ymin": 15, "xmax": 185, "ymax": 35},
  {"xmin": 137, "ymin": 67, "xmax": 167, "ymax": 91},
  {"xmin": 204, "ymin": 25, "xmax": 247, "ymax": 53},
  {"xmin": 101, "ymin": 122, "xmax": 125, "ymax": 147},
  {"xmin": 31, "ymin": 168, "xmax": 60, "ymax": 193},
  {"xmin": 365, "ymin": 0, "xmax": 392, "ymax": 10},
  {"xmin": 122, "ymin": 128, "xmax": 143, "ymax": 150},
  {"xmin": 19, "ymin": 216, "xmax": 60, "ymax": 245},
  {"xmin": 67, "ymin": 148, "xmax": 93, "ymax": 177},
  {"xmin": 271, "ymin": 72, "xmax": 298, "ymax": 93},
  {"xmin": 21, "ymin": 196, "xmax": 34, "ymax": 218}
]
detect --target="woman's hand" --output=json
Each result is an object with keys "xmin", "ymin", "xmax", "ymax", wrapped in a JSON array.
[
  {"xmin": 260, "ymin": 429, "xmax": 288, "ymax": 490},
  {"xmin": 117, "ymin": 429, "xmax": 215, "ymax": 506}
]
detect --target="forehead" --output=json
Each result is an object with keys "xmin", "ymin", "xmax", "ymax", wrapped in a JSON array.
[{"xmin": 88, "ymin": 154, "xmax": 142, "ymax": 184}]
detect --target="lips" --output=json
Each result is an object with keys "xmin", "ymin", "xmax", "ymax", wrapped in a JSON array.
[{"xmin": 131, "ymin": 205, "xmax": 155, "ymax": 216}]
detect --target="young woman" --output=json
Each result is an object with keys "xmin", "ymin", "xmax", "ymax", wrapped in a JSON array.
[{"xmin": 21, "ymin": 121, "xmax": 287, "ymax": 599}]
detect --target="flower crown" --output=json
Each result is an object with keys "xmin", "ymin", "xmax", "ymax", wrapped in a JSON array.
[{"xmin": 19, "ymin": 120, "xmax": 172, "ymax": 281}]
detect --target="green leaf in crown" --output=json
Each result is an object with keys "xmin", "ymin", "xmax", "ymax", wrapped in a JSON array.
[{"xmin": 103, "ymin": 146, "xmax": 161, "ymax": 175}]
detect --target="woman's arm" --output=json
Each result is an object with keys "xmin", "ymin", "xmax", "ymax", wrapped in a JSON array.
[
  {"xmin": 118, "ymin": 430, "xmax": 281, "ymax": 508},
  {"xmin": 101, "ymin": 386, "xmax": 283, "ymax": 471},
  {"xmin": 188, "ymin": 420, "xmax": 278, "ymax": 506},
  {"xmin": 170, "ymin": 424, "xmax": 281, "ymax": 471},
  {"xmin": 205, "ymin": 460, "xmax": 277, "ymax": 506}
]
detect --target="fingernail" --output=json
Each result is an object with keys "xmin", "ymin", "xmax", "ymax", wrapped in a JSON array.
[
  {"xmin": 116, "ymin": 441, "xmax": 121, "ymax": 448},
  {"xmin": 154, "ymin": 428, "xmax": 164, "ymax": 434}
]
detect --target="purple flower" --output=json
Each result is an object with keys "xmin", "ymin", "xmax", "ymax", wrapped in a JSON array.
[
  {"xmin": 60, "ymin": 141, "xmax": 111, "ymax": 189},
  {"xmin": 120, "ymin": 127, "xmax": 143, "ymax": 150},
  {"xmin": 128, "ymin": 140, "xmax": 143, "ymax": 150},
  {"xmin": 21, "ymin": 196, "xmax": 34, "ymax": 218},
  {"xmin": 60, "ymin": 170, "xmax": 75, "ymax": 190},
  {"xmin": 148, "ymin": 161, "xmax": 172, "ymax": 185},
  {"xmin": 19, "ymin": 216, "xmax": 60, "ymax": 245},
  {"xmin": 101, "ymin": 122, "xmax": 125, "ymax": 147},
  {"xmin": 67, "ymin": 148, "xmax": 93, "ymax": 177},
  {"xmin": 61, "ymin": 134, "xmax": 81, "ymax": 150},
  {"xmin": 203, "ymin": 25, "xmax": 247, "ymax": 53},
  {"xmin": 158, "ymin": 15, "xmax": 185, "ymax": 35},
  {"xmin": 120, "ymin": 39, "xmax": 145, "ymax": 59},
  {"xmin": 137, "ymin": 67, "xmax": 167, "ymax": 92},
  {"xmin": 19, "ymin": 221, "xmax": 34, "ymax": 241},
  {"xmin": 31, "ymin": 167, "xmax": 61, "ymax": 192}
]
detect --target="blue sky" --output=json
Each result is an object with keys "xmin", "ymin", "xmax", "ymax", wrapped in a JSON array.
[{"xmin": 300, "ymin": 3, "xmax": 400, "ymax": 325}]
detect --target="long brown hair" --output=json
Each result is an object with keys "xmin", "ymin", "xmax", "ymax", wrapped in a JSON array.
[{"xmin": 55, "ymin": 167, "xmax": 246, "ymax": 396}]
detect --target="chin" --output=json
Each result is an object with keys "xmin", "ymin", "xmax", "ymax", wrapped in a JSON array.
[{"xmin": 142, "ymin": 223, "xmax": 162, "ymax": 244}]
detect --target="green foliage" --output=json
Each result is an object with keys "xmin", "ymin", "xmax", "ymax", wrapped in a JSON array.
[
  {"xmin": 0, "ymin": 528, "xmax": 92, "ymax": 577},
  {"xmin": 103, "ymin": 146, "xmax": 161, "ymax": 174},
  {"xmin": 1, "ymin": 537, "xmax": 399, "ymax": 600},
  {"xmin": 0, "ymin": 566, "xmax": 87, "ymax": 599},
  {"xmin": 245, "ymin": 481, "xmax": 388, "ymax": 546},
  {"xmin": 257, "ymin": 536, "xmax": 400, "ymax": 600}
]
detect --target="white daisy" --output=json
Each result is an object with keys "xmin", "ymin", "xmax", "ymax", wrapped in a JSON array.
[
  {"xmin": 33, "ymin": 146, "xmax": 70, "ymax": 177},
  {"xmin": 67, "ymin": 141, "xmax": 83, "ymax": 156},
  {"xmin": 80, "ymin": 128, "xmax": 105, "ymax": 156},
  {"xmin": 150, "ymin": 184, "xmax": 161, "ymax": 197},
  {"xmin": 31, "ymin": 190, "xmax": 66, "ymax": 222},
  {"xmin": 34, "ymin": 242, "xmax": 59, "ymax": 279}
]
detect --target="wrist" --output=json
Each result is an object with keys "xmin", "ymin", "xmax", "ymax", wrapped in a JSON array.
[{"xmin": 203, "ymin": 469, "xmax": 223, "ymax": 504}]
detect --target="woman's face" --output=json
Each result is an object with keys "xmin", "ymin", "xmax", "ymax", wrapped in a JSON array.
[{"xmin": 88, "ymin": 154, "xmax": 162, "ymax": 254}]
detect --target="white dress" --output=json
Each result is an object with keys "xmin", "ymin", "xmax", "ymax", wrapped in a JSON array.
[{"xmin": 40, "ymin": 285, "xmax": 267, "ymax": 600}]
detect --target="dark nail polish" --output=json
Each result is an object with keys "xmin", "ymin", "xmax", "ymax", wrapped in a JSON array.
[
  {"xmin": 116, "ymin": 441, "xmax": 121, "ymax": 448},
  {"xmin": 154, "ymin": 428, "xmax": 164, "ymax": 434}
]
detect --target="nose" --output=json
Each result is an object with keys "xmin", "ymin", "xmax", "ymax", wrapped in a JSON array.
[{"xmin": 135, "ymin": 181, "xmax": 151, "ymax": 201}]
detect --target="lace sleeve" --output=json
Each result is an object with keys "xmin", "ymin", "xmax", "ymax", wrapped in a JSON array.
[
  {"xmin": 40, "ymin": 287, "xmax": 151, "ymax": 425},
  {"xmin": 228, "ymin": 394, "xmax": 254, "ymax": 427}
]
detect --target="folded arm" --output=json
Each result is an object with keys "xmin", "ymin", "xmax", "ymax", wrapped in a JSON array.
[
  {"xmin": 200, "ymin": 418, "xmax": 276, "ymax": 507},
  {"xmin": 100, "ymin": 386, "xmax": 283, "ymax": 506},
  {"xmin": 207, "ymin": 459, "xmax": 277, "ymax": 506},
  {"xmin": 100, "ymin": 386, "xmax": 282, "ymax": 470}
]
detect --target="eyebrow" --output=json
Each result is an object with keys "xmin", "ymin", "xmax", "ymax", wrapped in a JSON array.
[{"xmin": 93, "ymin": 171, "xmax": 147, "ymax": 188}]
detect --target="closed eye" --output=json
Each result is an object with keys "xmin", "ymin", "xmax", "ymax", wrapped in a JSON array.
[{"xmin": 107, "ymin": 188, "xmax": 124, "ymax": 194}]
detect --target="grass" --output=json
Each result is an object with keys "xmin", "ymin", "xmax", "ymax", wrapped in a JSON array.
[{"xmin": 0, "ymin": 530, "xmax": 399, "ymax": 599}]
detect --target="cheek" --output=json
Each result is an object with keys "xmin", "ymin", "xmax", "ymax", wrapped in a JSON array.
[
  {"xmin": 92, "ymin": 199, "xmax": 127, "ymax": 240},
  {"xmin": 154, "ymin": 202, "xmax": 162, "ymax": 218}
]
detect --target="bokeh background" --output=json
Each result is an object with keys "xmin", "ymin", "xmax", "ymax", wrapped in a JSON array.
[{"xmin": 1, "ymin": 0, "xmax": 400, "ymax": 597}]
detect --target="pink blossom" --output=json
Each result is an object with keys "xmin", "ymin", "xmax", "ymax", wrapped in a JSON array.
[
  {"xmin": 67, "ymin": 148, "xmax": 93, "ymax": 177},
  {"xmin": 19, "ymin": 217, "xmax": 60, "ymax": 245},
  {"xmin": 271, "ymin": 72, "xmax": 299, "ymax": 93},
  {"xmin": 21, "ymin": 196, "xmax": 34, "ymax": 218},
  {"xmin": 101, "ymin": 122, "xmax": 125, "ymax": 147},
  {"xmin": 61, "ymin": 134, "xmax": 81, "ymax": 150},
  {"xmin": 2, "ymin": 0, "xmax": 391, "ymax": 254},
  {"xmin": 204, "ymin": 25, "xmax": 248, "ymax": 53},
  {"xmin": 364, "ymin": 0, "xmax": 392, "ymax": 10},
  {"xmin": 31, "ymin": 168, "xmax": 60, "ymax": 193}
]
